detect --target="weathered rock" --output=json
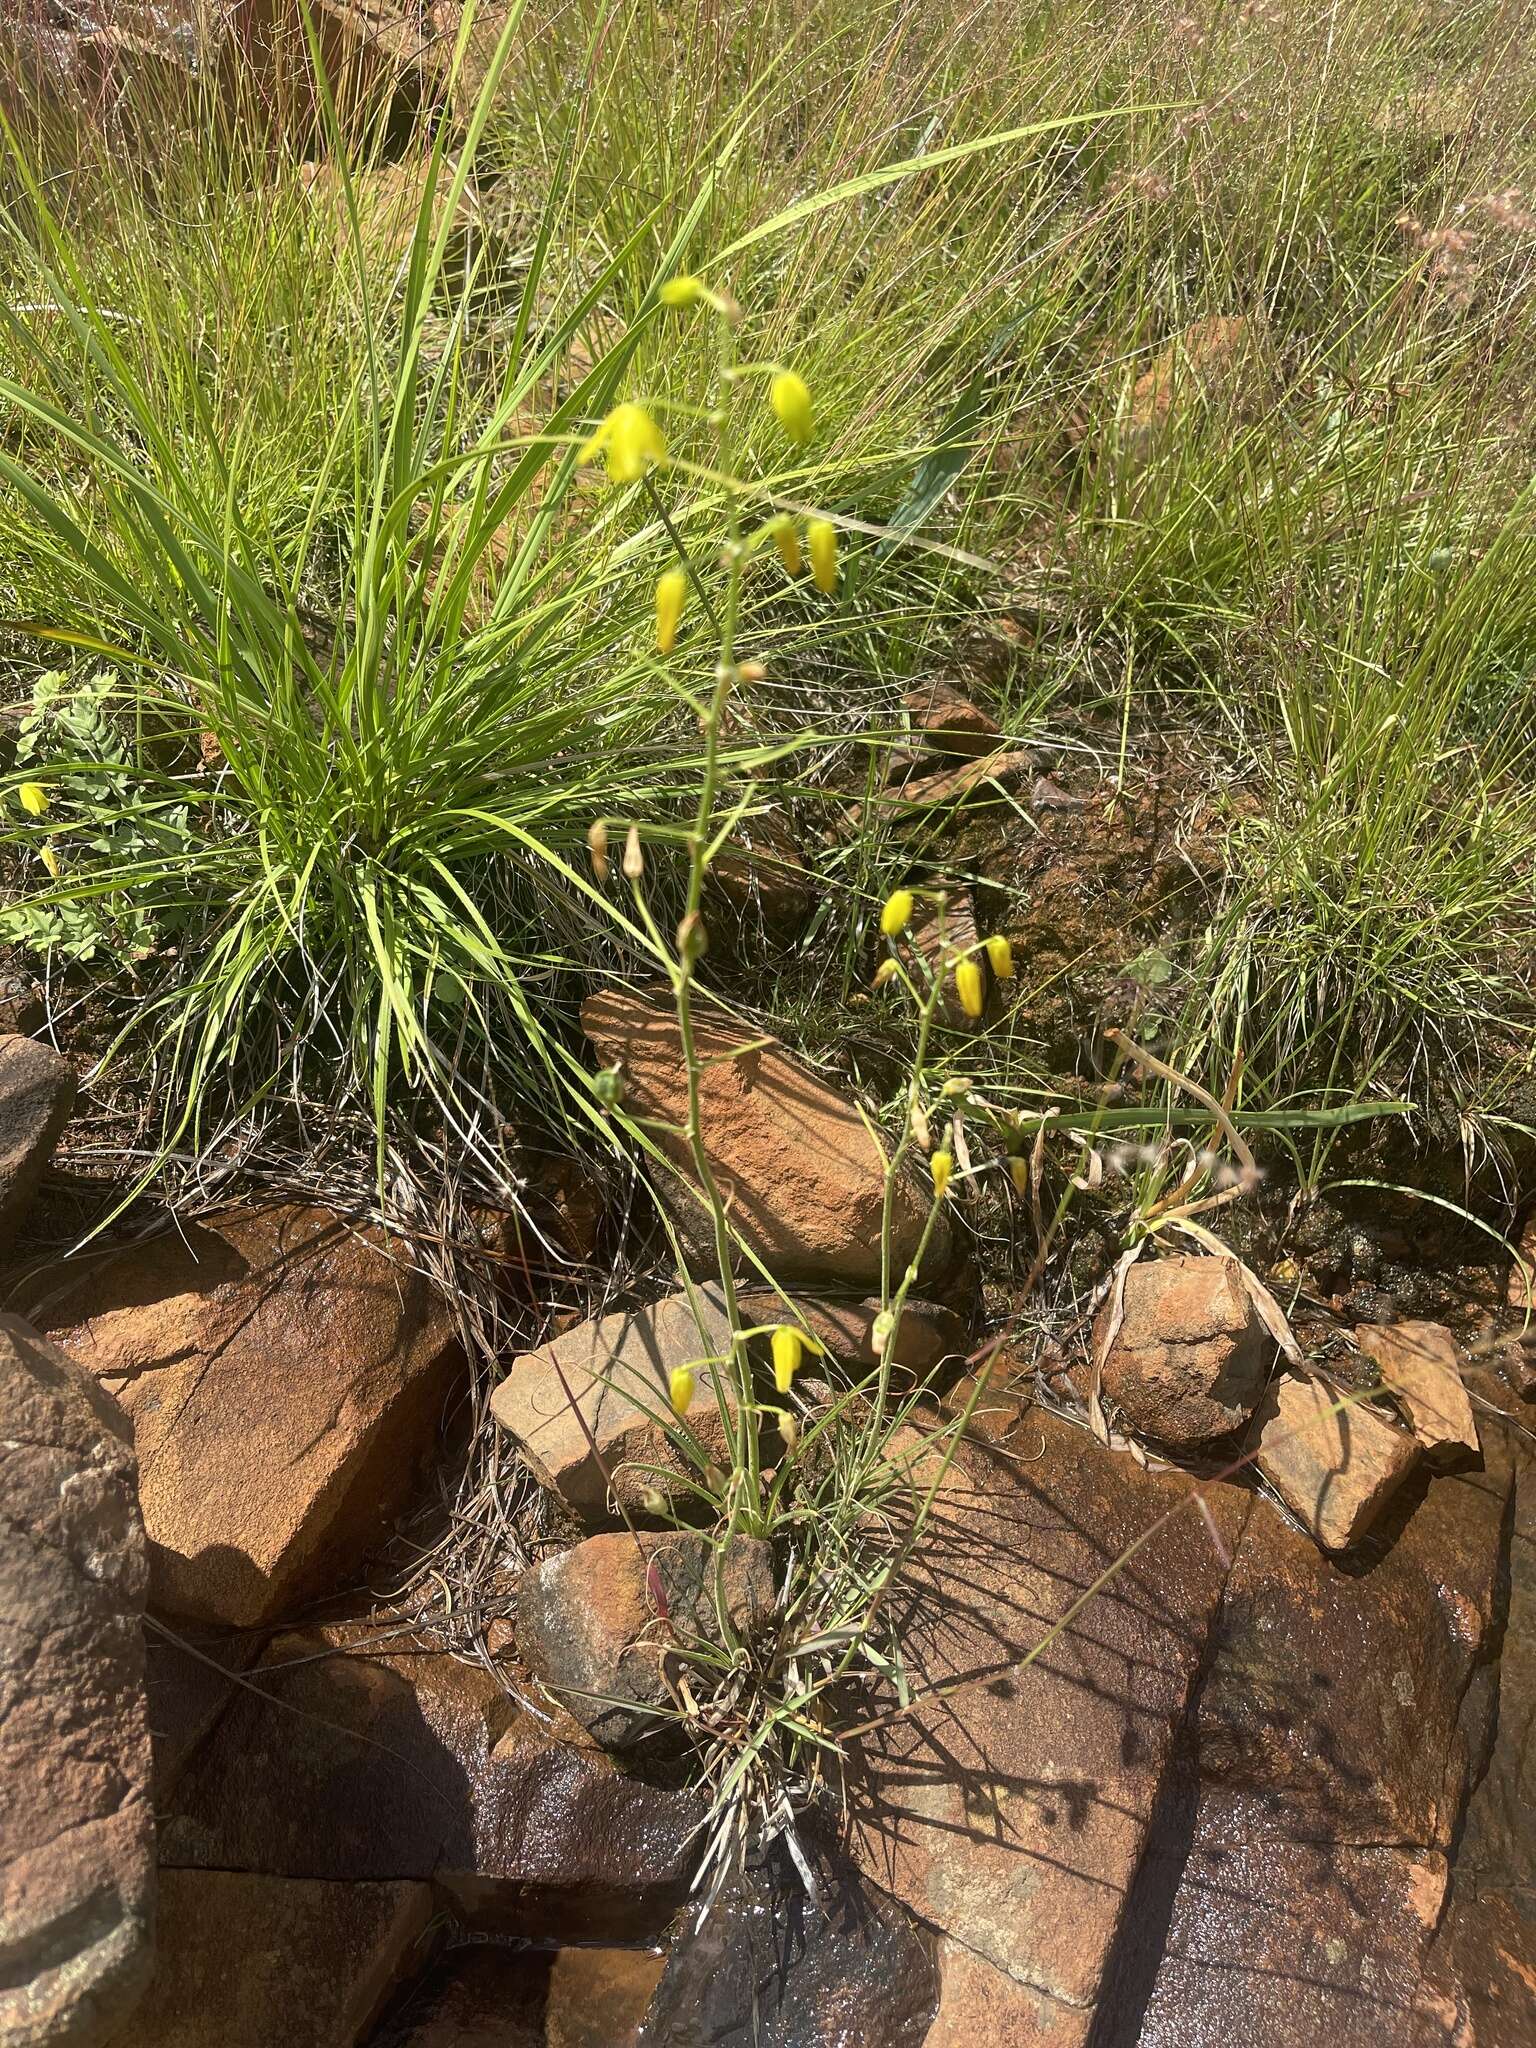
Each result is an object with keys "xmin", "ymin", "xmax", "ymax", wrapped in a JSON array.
[
  {"xmin": 1096, "ymin": 1254, "xmax": 1272, "ymax": 1447},
  {"xmin": 490, "ymin": 1286, "xmax": 738, "ymax": 1526},
  {"xmin": 1116, "ymin": 1432, "xmax": 1513, "ymax": 2046},
  {"xmin": 848, "ymin": 1415, "xmax": 1249, "ymax": 2034},
  {"xmin": 911, "ymin": 889, "xmax": 991, "ymax": 1031},
  {"xmin": 547, "ymin": 1948, "xmax": 666, "ymax": 2048},
  {"xmin": 144, "ymin": 1623, "xmax": 261, "ymax": 1801},
  {"xmin": 160, "ymin": 1619, "xmax": 703, "ymax": 1943},
  {"xmin": 581, "ymin": 990, "xmax": 948, "ymax": 1288},
  {"xmin": 1422, "ymin": 1882, "xmax": 1536, "ymax": 2048},
  {"xmin": 0, "ymin": 1316, "xmax": 154, "ymax": 2048},
  {"xmin": 383, "ymin": 1944, "xmax": 550, "ymax": 2047},
  {"xmin": 941, "ymin": 1347, "xmax": 1030, "ymax": 1444},
  {"xmin": 0, "ymin": 1033, "xmax": 74, "ymax": 1248},
  {"xmin": 516, "ymin": 1532, "xmax": 775, "ymax": 1749},
  {"xmin": 17, "ymin": 1204, "xmax": 461, "ymax": 1624},
  {"xmin": 903, "ymin": 680, "xmax": 1001, "ymax": 760},
  {"xmin": 1131, "ymin": 1836, "xmax": 1450, "ymax": 2048},
  {"xmin": 111, "ymin": 1868, "xmax": 432, "ymax": 2048},
  {"xmin": 857, "ymin": 746, "xmax": 1035, "ymax": 826},
  {"xmin": 639, "ymin": 1844, "xmax": 938, "ymax": 2047},
  {"xmin": 1252, "ymin": 1371, "xmax": 1420, "ymax": 1551},
  {"xmin": 709, "ymin": 816, "xmax": 818, "ymax": 941},
  {"xmin": 737, "ymin": 1290, "xmax": 968, "ymax": 1381},
  {"xmin": 924, "ymin": 1939, "xmax": 1089, "ymax": 2046},
  {"xmin": 1357, "ymin": 1320, "xmax": 1479, "ymax": 1464},
  {"xmin": 0, "ymin": 975, "xmax": 43, "ymax": 1038}
]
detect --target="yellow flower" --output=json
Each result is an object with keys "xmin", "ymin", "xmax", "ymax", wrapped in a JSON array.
[
  {"xmin": 579, "ymin": 401, "xmax": 666, "ymax": 484},
  {"xmin": 984, "ymin": 934, "xmax": 1015, "ymax": 979},
  {"xmin": 39, "ymin": 844, "xmax": 59, "ymax": 878},
  {"xmin": 771, "ymin": 514, "xmax": 802, "ymax": 577},
  {"xmin": 655, "ymin": 567, "xmax": 688, "ymax": 654},
  {"xmin": 872, "ymin": 957, "xmax": 901, "ymax": 989},
  {"xmin": 879, "ymin": 888, "xmax": 914, "ymax": 938},
  {"xmin": 771, "ymin": 1325, "xmax": 804, "ymax": 1394},
  {"xmin": 1009, "ymin": 1155, "xmax": 1029, "ymax": 1196},
  {"xmin": 807, "ymin": 517, "xmax": 838, "ymax": 594},
  {"xmin": 955, "ymin": 956, "xmax": 986, "ymax": 1019},
  {"xmin": 660, "ymin": 275, "xmax": 704, "ymax": 307},
  {"xmin": 18, "ymin": 782, "xmax": 47, "ymax": 817},
  {"xmin": 770, "ymin": 369, "xmax": 814, "ymax": 446},
  {"xmin": 669, "ymin": 1365, "xmax": 696, "ymax": 1417},
  {"xmin": 931, "ymin": 1150, "xmax": 954, "ymax": 1199}
]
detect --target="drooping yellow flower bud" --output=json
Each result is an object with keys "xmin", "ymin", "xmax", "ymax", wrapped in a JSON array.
[
  {"xmin": 872, "ymin": 957, "xmax": 901, "ymax": 990},
  {"xmin": 871, "ymin": 1309, "xmax": 896, "ymax": 1352},
  {"xmin": 807, "ymin": 517, "xmax": 838, "ymax": 594},
  {"xmin": 622, "ymin": 825, "xmax": 645, "ymax": 879},
  {"xmin": 579, "ymin": 402, "xmax": 667, "ymax": 484},
  {"xmin": 931, "ymin": 1150, "xmax": 954, "ymax": 1200},
  {"xmin": 955, "ymin": 956, "xmax": 986, "ymax": 1019},
  {"xmin": 669, "ymin": 1366, "xmax": 696, "ymax": 1417},
  {"xmin": 771, "ymin": 1325, "xmax": 804, "ymax": 1394},
  {"xmin": 18, "ymin": 782, "xmax": 48, "ymax": 817},
  {"xmin": 1009, "ymin": 1155, "xmax": 1029, "ymax": 1196},
  {"xmin": 880, "ymin": 888, "xmax": 914, "ymax": 938},
  {"xmin": 655, "ymin": 567, "xmax": 687, "ymax": 653},
  {"xmin": 770, "ymin": 370, "xmax": 814, "ymax": 446},
  {"xmin": 984, "ymin": 934, "xmax": 1015, "ymax": 979},
  {"xmin": 660, "ymin": 275, "xmax": 704, "ymax": 308},
  {"xmin": 39, "ymin": 844, "xmax": 59, "ymax": 878},
  {"xmin": 777, "ymin": 1407, "xmax": 800, "ymax": 1451},
  {"xmin": 587, "ymin": 819, "xmax": 610, "ymax": 882},
  {"xmin": 770, "ymin": 514, "xmax": 802, "ymax": 577}
]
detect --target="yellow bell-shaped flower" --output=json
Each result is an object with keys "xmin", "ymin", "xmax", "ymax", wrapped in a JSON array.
[
  {"xmin": 770, "ymin": 370, "xmax": 814, "ymax": 446},
  {"xmin": 580, "ymin": 402, "xmax": 667, "ymax": 485},
  {"xmin": 807, "ymin": 518, "xmax": 838, "ymax": 594},
  {"xmin": 771, "ymin": 1325, "xmax": 804, "ymax": 1394},
  {"xmin": 655, "ymin": 568, "xmax": 688, "ymax": 654},
  {"xmin": 955, "ymin": 956, "xmax": 986, "ymax": 1019}
]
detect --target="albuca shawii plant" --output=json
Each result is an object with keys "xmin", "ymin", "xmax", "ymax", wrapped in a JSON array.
[{"xmin": 575, "ymin": 280, "xmax": 1019, "ymax": 1891}]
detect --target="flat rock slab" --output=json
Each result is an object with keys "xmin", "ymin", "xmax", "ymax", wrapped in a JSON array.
[
  {"xmin": 848, "ymin": 1413, "xmax": 1250, "ymax": 2033},
  {"xmin": 491, "ymin": 1286, "xmax": 738, "ymax": 1525},
  {"xmin": 1356, "ymin": 1320, "xmax": 1479, "ymax": 1463},
  {"xmin": 581, "ymin": 989, "xmax": 947, "ymax": 1288},
  {"xmin": 161, "ymin": 1621, "xmax": 704, "ymax": 1944},
  {"xmin": 0, "ymin": 1032, "xmax": 73, "ymax": 1249},
  {"xmin": 1252, "ymin": 1371, "xmax": 1420, "ymax": 1551},
  {"xmin": 112, "ymin": 1869, "xmax": 432, "ymax": 2048},
  {"xmin": 1110, "ymin": 1431, "xmax": 1513, "ymax": 2045},
  {"xmin": 903, "ymin": 679, "xmax": 1002, "ymax": 760},
  {"xmin": 736, "ymin": 1290, "xmax": 968, "ymax": 1381},
  {"xmin": 15, "ymin": 1204, "xmax": 460, "ymax": 1624},
  {"xmin": 516, "ymin": 1532, "xmax": 775, "ymax": 1749},
  {"xmin": 0, "ymin": 1316, "xmax": 153, "ymax": 2048},
  {"xmin": 1097, "ymin": 1253, "xmax": 1272, "ymax": 1448}
]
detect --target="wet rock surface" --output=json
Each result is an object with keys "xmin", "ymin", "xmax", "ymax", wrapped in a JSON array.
[
  {"xmin": 581, "ymin": 989, "xmax": 949, "ymax": 1288},
  {"xmin": 160, "ymin": 1620, "xmax": 705, "ymax": 1943},
  {"xmin": 1096, "ymin": 1254, "xmax": 1273, "ymax": 1448},
  {"xmin": 376, "ymin": 1942, "xmax": 664, "ymax": 2048},
  {"xmin": 639, "ymin": 1843, "xmax": 939, "ymax": 2047},
  {"xmin": 516, "ymin": 1532, "xmax": 775, "ymax": 1750},
  {"xmin": 13, "ymin": 1204, "xmax": 461, "ymax": 1624},
  {"xmin": 490, "ymin": 1286, "xmax": 738, "ymax": 1526},
  {"xmin": 847, "ymin": 1414, "xmax": 1249, "ymax": 2037},
  {"xmin": 0, "ymin": 1315, "xmax": 154, "ymax": 2048},
  {"xmin": 0, "ymin": 1032, "xmax": 73, "ymax": 1250}
]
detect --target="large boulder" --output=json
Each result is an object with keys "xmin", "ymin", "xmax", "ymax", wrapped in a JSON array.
[
  {"xmin": 1095, "ymin": 1253, "xmax": 1272, "ymax": 1447},
  {"xmin": 490, "ymin": 1286, "xmax": 739, "ymax": 1526},
  {"xmin": 160, "ymin": 1620, "xmax": 704, "ymax": 1944},
  {"xmin": 110, "ymin": 1869, "xmax": 431, "ymax": 2048},
  {"xmin": 14, "ymin": 1204, "xmax": 461, "ymax": 1625},
  {"xmin": 515, "ymin": 1532, "xmax": 775, "ymax": 1750},
  {"xmin": 0, "ymin": 1033, "xmax": 74, "ymax": 1250},
  {"xmin": 581, "ymin": 989, "xmax": 948, "ymax": 1288},
  {"xmin": 1120, "ymin": 1433, "xmax": 1513, "ymax": 2046},
  {"xmin": 848, "ymin": 1414, "xmax": 1249, "ymax": 2037},
  {"xmin": 0, "ymin": 1316, "xmax": 154, "ymax": 2048}
]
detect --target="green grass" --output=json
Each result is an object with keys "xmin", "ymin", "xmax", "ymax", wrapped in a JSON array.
[{"xmin": 0, "ymin": 0, "xmax": 1533, "ymax": 1192}]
